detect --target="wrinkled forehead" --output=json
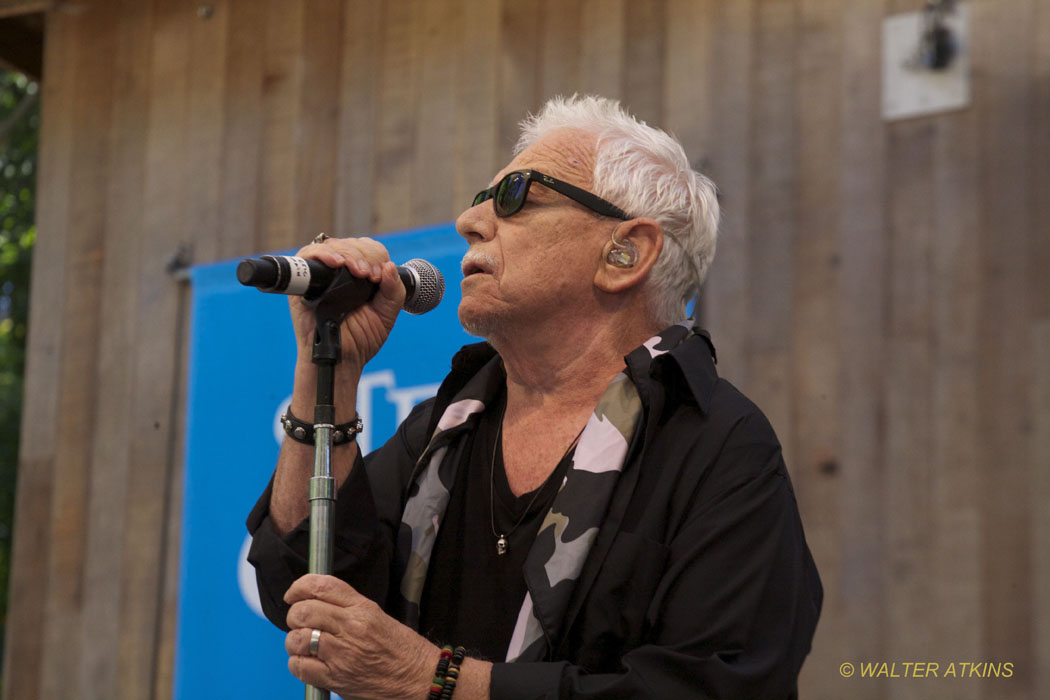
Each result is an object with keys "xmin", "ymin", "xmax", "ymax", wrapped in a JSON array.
[{"xmin": 493, "ymin": 129, "xmax": 599, "ymax": 190}]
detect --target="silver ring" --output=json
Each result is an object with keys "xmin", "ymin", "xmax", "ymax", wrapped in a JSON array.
[
  {"xmin": 312, "ymin": 232, "xmax": 329, "ymax": 245},
  {"xmin": 309, "ymin": 628, "xmax": 321, "ymax": 656}
]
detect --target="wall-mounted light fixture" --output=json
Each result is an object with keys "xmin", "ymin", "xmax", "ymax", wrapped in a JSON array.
[{"xmin": 882, "ymin": 0, "xmax": 971, "ymax": 121}]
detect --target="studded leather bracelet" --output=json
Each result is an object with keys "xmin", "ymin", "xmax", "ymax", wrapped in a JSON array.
[{"xmin": 280, "ymin": 408, "xmax": 362, "ymax": 446}]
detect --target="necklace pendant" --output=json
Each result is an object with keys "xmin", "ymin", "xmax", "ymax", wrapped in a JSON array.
[{"xmin": 496, "ymin": 534, "xmax": 508, "ymax": 556}]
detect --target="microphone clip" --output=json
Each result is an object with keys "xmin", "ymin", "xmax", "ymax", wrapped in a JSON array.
[{"xmin": 305, "ymin": 267, "xmax": 376, "ymax": 365}]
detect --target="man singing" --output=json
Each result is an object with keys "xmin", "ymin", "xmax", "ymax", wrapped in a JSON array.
[{"xmin": 247, "ymin": 95, "xmax": 822, "ymax": 699}]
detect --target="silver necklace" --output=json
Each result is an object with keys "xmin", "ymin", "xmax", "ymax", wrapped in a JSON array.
[{"xmin": 489, "ymin": 411, "xmax": 585, "ymax": 556}]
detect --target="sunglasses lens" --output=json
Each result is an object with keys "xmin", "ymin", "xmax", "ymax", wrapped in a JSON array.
[{"xmin": 495, "ymin": 173, "xmax": 528, "ymax": 217}]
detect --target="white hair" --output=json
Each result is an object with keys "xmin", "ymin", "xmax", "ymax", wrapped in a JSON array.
[{"xmin": 515, "ymin": 95, "xmax": 719, "ymax": 326}]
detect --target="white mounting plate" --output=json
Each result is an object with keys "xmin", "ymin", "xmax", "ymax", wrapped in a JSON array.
[{"xmin": 882, "ymin": 3, "xmax": 971, "ymax": 121}]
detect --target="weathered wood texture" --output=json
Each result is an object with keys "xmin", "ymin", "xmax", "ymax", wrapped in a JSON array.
[
  {"xmin": 5, "ymin": 0, "xmax": 1048, "ymax": 698},
  {"xmin": 0, "ymin": 1, "xmax": 51, "ymax": 20}
]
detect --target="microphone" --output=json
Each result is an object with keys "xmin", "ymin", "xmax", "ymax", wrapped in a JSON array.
[{"xmin": 236, "ymin": 255, "xmax": 445, "ymax": 315}]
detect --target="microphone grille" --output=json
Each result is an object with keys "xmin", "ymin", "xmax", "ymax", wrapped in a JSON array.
[{"xmin": 402, "ymin": 258, "xmax": 445, "ymax": 314}]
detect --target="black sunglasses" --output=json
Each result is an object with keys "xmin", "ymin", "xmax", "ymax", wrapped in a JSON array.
[{"xmin": 472, "ymin": 170, "xmax": 630, "ymax": 220}]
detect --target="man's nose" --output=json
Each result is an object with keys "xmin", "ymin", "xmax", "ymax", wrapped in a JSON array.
[{"xmin": 455, "ymin": 201, "xmax": 496, "ymax": 243}]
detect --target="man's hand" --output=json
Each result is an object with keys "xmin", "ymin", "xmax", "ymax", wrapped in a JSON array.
[
  {"xmin": 289, "ymin": 236, "xmax": 406, "ymax": 374},
  {"xmin": 269, "ymin": 237, "xmax": 405, "ymax": 534},
  {"xmin": 284, "ymin": 574, "xmax": 441, "ymax": 699}
]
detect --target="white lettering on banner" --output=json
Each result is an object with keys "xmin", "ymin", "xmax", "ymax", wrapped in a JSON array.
[
  {"xmin": 272, "ymin": 398, "xmax": 292, "ymax": 445},
  {"xmin": 355, "ymin": 371, "xmax": 439, "ymax": 453},
  {"xmin": 355, "ymin": 371, "xmax": 395, "ymax": 454},
  {"xmin": 388, "ymin": 384, "xmax": 442, "ymax": 425}
]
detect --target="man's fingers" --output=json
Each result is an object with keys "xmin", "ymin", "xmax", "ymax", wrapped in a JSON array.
[
  {"xmin": 284, "ymin": 573, "xmax": 364, "ymax": 607},
  {"xmin": 376, "ymin": 261, "xmax": 407, "ymax": 313},
  {"xmin": 294, "ymin": 242, "xmax": 346, "ymax": 269},
  {"xmin": 288, "ymin": 654, "xmax": 330, "ymax": 688},
  {"xmin": 345, "ymin": 236, "xmax": 389, "ymax": 264},
  {"xmin": 285, "ymin": 627, "xmax": 315, "ymax": 656},
  {"xmin": 322, "ymin": 236, "xmax": 391, "ymax": 283},
  {"xmin": 295, "ymin": 237, "xmax": 392, "ymax": 284},
  {"xmin": 285, "ymin": 598, "xmax": 343, "ymax": 633}
]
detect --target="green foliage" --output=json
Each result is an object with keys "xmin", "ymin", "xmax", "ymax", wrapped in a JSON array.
[{"xmin": 0, "ymin": 69, "xmax": 38, "ymax": 675}]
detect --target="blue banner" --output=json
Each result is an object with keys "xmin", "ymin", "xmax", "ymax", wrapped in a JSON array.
[{"xmin": 175, "ymin": 223, "xmax": 475, "ymax": 699}]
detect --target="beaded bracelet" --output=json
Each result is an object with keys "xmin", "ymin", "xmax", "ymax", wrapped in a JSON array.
[
  {"xmin": 281, "ymin": 408, "xmax": 362, "ymax": 446},
  {"xmin": 438, "ymin": 647, "xmax": 466, "ymax": 700},
  {"xmin": 427, "ymin": 646, "xmax": 454, "ymax": 700}
]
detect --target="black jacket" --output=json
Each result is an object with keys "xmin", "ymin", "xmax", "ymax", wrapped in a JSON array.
[{"xmin": 247, "ymin": 333, "xmax": 822, "ymax": 699}]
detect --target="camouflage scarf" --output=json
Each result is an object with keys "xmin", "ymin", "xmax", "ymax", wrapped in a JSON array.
[{"xmin": 395, "ymin": 322, "xmax": 694, "ymax": 661}]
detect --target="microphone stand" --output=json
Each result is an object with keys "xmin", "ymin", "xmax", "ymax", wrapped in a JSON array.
[{"xmin": 301, "ymin": 269, "xmax": 376, "ymax": 700}]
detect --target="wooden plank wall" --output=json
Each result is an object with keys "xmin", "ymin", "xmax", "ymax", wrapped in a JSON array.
[{"xmin": 4, "ymin": 0, "xmax": 1048, "ymax": 698}]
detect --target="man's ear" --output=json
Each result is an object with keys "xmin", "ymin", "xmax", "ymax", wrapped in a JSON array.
[{"xmin": 594, "ymin": 218, "xmax": 664, "ymax": 293}]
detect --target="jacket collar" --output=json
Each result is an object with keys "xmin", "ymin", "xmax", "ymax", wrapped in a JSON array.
[
  {"xmin": 658, "ymin": 327, "xmax": 718, "ymax": 415},
  {"xmin": 621, "ymin": 324, "xmax": 719, "ymax": 415},
  {"xmin": 444, "ymin": 327, "xmax": 719, "ymax": 415}
]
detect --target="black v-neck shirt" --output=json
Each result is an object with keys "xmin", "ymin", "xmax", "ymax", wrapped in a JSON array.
[{"xmin": 418, "ymin": 393, "xmax": 574, "ymax": 661}]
